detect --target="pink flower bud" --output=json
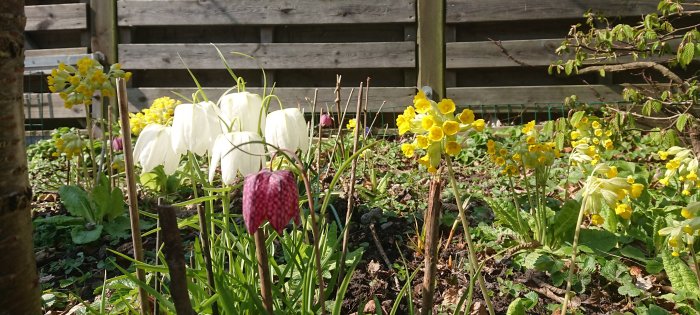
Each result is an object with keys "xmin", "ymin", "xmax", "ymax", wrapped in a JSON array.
[
  {"xmin": 319, "ymin": 113, "xmax": 333, "ymax": 128},
  {"xmin": 243, "ymin": 169, "xmax": 300, "ymax": 234},
  {"xmin": 112, "ymin": 137, "xmax": 124, "ymax": 151}
]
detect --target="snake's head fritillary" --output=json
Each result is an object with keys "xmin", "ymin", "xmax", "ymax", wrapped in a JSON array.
[{"xmin": 243, "ymin": 169, "xmax": 300, "ymax": 234}]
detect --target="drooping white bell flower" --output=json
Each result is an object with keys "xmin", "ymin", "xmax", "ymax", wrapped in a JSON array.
[
  {"xmin": 218, "ymin": 92, "xmax": 266, "ymax": 133},
  {"xmin": 264, "ymin": 108, "xmax": 310, "ymax": 154},
  {"xmin": 209, "ymin": 131, "xmax": 265, "ymax": 185},
  {"xmin": 171, "ymin": 101, "xmax": 222, "ymax": 156},
  {"xmin": 133, "ymin": 124, "xmax": 179, "ymax": 175}
]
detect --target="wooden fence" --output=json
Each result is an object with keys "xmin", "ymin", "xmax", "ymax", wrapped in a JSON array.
[{"xmin": 23, "ymin": 0, "xmax": 660, "ymax": 126}]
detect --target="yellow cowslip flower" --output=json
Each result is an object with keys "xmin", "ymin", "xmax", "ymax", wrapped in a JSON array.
[
  {"xmin": 415, "ymin": 99, "xmax": 431, "ymax": 114},
  {"xmin": 401, "ymin": 143, "xmax": 415, "ymax": 158},
  {"xmin": 398, "ymin": 121, "xmax": 411, "ymax": 135},
  {"xmin": 522, "ymin": 120, "xmax": 535, "ymax": 134},
  {"xmin": 458, "ymin": 109, "xmax": 474, "ymax": 124},
  {"xmin": 445, "ymin": 141, "xmax": 461, "ymax": 156},
  {"xmin": 658, "ymin": 150, "xmax": 669, "ymax": 160},
  {"xmin": 666, "ymin": 159, "xmax": 681, "ymax": 170},
  {"xmin": 668, "ymin": 237, "xmax": 678, "ymax": 247},
  {"xmin": 606, "ymin": 166, "xmax": 618, "ymax": 179},
  {"xmin": 605, "ymin": 130, "xmax": 612, "ymax": 137},
  {"xmin": 421, "ymin": 115, "xmax": 435, "ymax": 130},
  {"xmin": 346, "ymin": 119, "xmax": 357, "ymax": 130},
  {"xmin": 682, "ymin": 225, "xmax": 694, "ymax": 235},
  {"xmin": 570, "ymin": 130, "xmax": 580, "ymax": 140},
  {"xmin": 603, "ymin": 139, "xmax": 614, "ymax": 150},
  {"xmin": 418, "ymin": 154, "xmax": 430, "ymax": 167},
  {"xmin": 472, "ymin": 119, "xmax": 485, "ymax": 132},
  {"xmin": 427, "ymin": 166, "xmax": 437, "ymax": 173},
  {"xmin": 630, "ymin": 183, "xmax": 644, "ymax": 198},
  {"xmin": 681, "ymin": 208, "xmax": 694, "ymax": 219},
  {"xmin": 416, "ymin": 135, "xmax": 429, "ymax": 149},
  {"xmin": 512, "ymin": 153, "xmax": 521, "ymax": 161},
  {"xmin": 591, "ymin": 214, "xmax": 605, "ymax": 225},
  {"xmin": 499, "ymin": 148, "xmax": 508, "ymax": 156},
  {"xmin": 437, "ymin": 98, "xmax": 456, "ymax": 114},
  {"xmin": 594, "ymin": 129, "xmax": 603, "ymax": 137},
  {"xmin": 495, "ymin": 156, "xmax": 506, "ymax": 166},
  {"xmin": 626, "ymin": 175, "xmax": 635, "ymax": 184},
  {"xmin": 615, "ymin": 203, "xmax": 632, "ymax": 219},
  {"xmin": 682, "ymin": 189, "xmax": 691, "ymax": 196},
  {"xmin": 442, "ymin": 120, "xmax": 460, "ymax": 136},
  {"xmin": 428, "ymin": 126, "xmax": 444, "ymax": 142},
  {"xmin": 686, "ymin": 171, "xmax": 698, "ymax": 181},
  {"xmin": 591, "ymin": 121, "xmax": 601, "ymax": 129},
  {"xmin": 525, "ymin": 135, "xmax": 535, "ymax": 145},
  {"xmin": 659, "ymin": 177, "xmax": 670, "ymax": 186},
  {"xmin": 403, "ymin": 106, "xmax": 416, "ymax": 119}
]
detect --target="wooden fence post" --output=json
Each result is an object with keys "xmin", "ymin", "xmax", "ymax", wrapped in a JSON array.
[{"xmin": 417, "ymin": 0, "xmax": 445, "ymax": 99}]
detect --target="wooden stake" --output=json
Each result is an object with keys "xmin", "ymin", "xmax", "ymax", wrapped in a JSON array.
[
  {"xmin": 338, "ymin": 82, "xmax": 364, "ymax": 285},
  {"xmin": 115, "ymin": 78, "xmax": 148, "ymax": 314},
  {"xmin": 421, "ymin": 178, "xmax": 442, "ymax": 315},
  {"xmin": 158, "ymin": 204, "xmax": 195, "ymax": 315},
  {"xmin": 254, "ymin": 228, "xmax": 274, "ymax": 314}
]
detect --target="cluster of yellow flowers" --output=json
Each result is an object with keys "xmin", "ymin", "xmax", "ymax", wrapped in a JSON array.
[
  {"xmin": 656, "ymin": 146, "xmax": 699, "ymax": 196},
  {"xmin": 569, "ymin": 115, "xmax": 615, "ymax": 166},
  {"xmin": 658, "ymin": 201, "xmax": 699, "ymax": 256},
  {"xmin": 52, "ymin": 131, "xmax": 83, "ymax": 159},
  {"xmin": 396, "ymin": 91, "xmax": 485, "ymax": 173},
  {"xmin": 128, "ymin": 96, "xmax": 182, "ymax": 135},
  {"xmin": 47, "ymin": 58, "xmax": 131, "ymax": 109},
  {"xmin": 486, "ymin": 121, "xmax": 561, "ymax": 176},
  {"xmin": 584, "ymin": 165, "xmax": 645, "ymax": 225},
  {"xmin": 346, "ymin": 119, "xmax": 357, "ymax": 130}
]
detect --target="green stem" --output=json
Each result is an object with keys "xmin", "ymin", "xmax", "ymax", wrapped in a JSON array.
[
  {"xmin": 690, "ymin": 244, "xmax": 700, "ymax": 290},
  {"xmin": 506, "ymin": 176, "xmax": 531, "ymax": 242},
  {"xmin": 445, "ymin": 158, "xmax": 495, "ymax": 315},
  {"xmin": 561, "ymin": 193, "xmax": 589, "ymax": 314},
  {"xmin": 220, "ymin": 188, "xmax": 234, "ymax": 273},
  {"xmin": 84, "ymin": 104, "xmax": 97, "ymax": 187}
]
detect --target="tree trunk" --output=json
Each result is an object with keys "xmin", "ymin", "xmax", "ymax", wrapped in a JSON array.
[{"xmin": 0, "ymin": 0, "xmax": 42, "ymax": 314}]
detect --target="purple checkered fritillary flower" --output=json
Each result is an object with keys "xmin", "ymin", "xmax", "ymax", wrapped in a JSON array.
[{"xmin": 242, "ymin": 169, "xmax": 301, "ymax": 234}]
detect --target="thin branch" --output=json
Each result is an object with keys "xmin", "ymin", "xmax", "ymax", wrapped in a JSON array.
[{"xmin": 577, "ymin": 61, "xmax": 685, "ymax": 85}]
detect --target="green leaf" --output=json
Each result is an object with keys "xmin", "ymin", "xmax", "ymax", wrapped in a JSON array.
[
  {"xmin": 552, "ymin": 199, "xmax": 580, "ymax": 243},
  {"xmin": 647, "ymin": 304, "xmax": 670, "ymax": 315},
  {"xmin": 91, "ymin": 174, "xmax": 124, "ymax": 222},
  {"xmin": 578, "ymin": 229, "xmax": 617, "ymax": 253},
  {"xmin": 570, "ymin": 111, "xmax": 585, "ymax": 128},
  {"xmin": 565, "ymin": 60, "xmax": 574, "ymax": 75},
  {"xmin": 506, "ymin": 298, "xmax": 527, "ymax": 315},
  {"xmin": 620, "ymin": 245, "xmax": 648, "ymax": 263},
  {"xmin": 678, "ymin": 43, "xmax": 695, "ymax": 67},
  {"xmin": 661, "ymin": 251, "xmax": 700, "ymax": 296},
  {"xmin": 59, "ymin": 185, "xmax": 94, "ymax": 222},
  {"xmin": 676, "ymin": 113, "xmax": 689, "ymax": 131},
  {"xmin": 70, "ymin": 224, "xmax": 103, "ymax": 244},
  {"xmin": 618, "ymin": 282, "xmax": 642, "ymax": 297},
  {"xmin": 645, "ymin": 259, "xmax": 664, "ymax": 274}
]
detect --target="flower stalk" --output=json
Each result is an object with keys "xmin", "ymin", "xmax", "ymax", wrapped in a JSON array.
[
  {"xmin": 445, "ymin": 158, "xmax": 495, "ymax": 315},
  {"xmin": 254, "ymin": 227, "xmax": 274, "ymax": 314}
]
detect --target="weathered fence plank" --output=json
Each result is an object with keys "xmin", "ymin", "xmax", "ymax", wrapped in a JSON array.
[
  {"xmin": 117, "ymin": 0, "xmax": 415, "ymax": 26},
  {"xmin": 447, "ymin": 39, "xmax": 562, "ymax": 68},
  {"xmin": 447, "ymin": 0, "xmax": 659, "ymax": 23},
  {"xmin": 119, "ymin": 43, "xmax": 415, "ymax": 69},
  {"xmin": 25, "ymin": 4, "xmax": 87, "ymax": 31}
]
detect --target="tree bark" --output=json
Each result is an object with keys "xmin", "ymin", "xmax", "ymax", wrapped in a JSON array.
[{"xmin": 0, "ymin": 0, "xmax": 42, "ymax": 314}]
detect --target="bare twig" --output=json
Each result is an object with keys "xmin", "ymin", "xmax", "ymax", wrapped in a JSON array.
[
  {"xmin": 577, "ymin": 62, "xmax": 686, "ymax": 86},
  {"xmin": 116, "ymin": 78, "xmax": 149, "ymax": 314},
  {"xmin": 489, "ymin": 38, "xmax": 532, "ymax": 67},
  {"xmin": 338, "ymin": 82, "xmax": 364, "ymax": 286}
]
